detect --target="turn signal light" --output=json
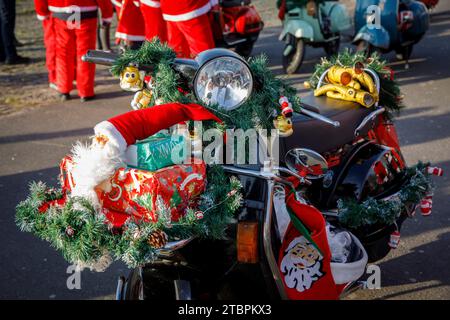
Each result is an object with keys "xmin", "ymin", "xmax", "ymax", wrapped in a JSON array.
[{"xmin": 237, "ymin": 221, "xmax": 259, "ymax": 263}]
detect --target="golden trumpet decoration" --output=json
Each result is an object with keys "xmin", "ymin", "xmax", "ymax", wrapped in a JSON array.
[{"xmin": 314, "ymin": 65, "xmax": 379, "ymax": 108}]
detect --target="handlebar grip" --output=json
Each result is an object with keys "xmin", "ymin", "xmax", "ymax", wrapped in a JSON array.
[
  {"xmin": 81, "ymin": 50, "xmax": 120, "ymax": 66},
  {"xmin": 81, "ymin": 50, "xmax": 155, "ymax": 73}
]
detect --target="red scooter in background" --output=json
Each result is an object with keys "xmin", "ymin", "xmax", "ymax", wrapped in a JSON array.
[
  {"xmin": 419, "ymin": 0, "xmax": 439, "ymax": 10},
  {"xmin": 210, "ymin": 0, "xmax": 264, "ymax": 57}
]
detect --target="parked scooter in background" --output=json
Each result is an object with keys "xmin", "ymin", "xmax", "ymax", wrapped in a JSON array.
[
  {"xmin": 210, "ymin": 0, "xmax": 264, "ymax": 57},
  {"xmin": 278, "ymin": 0, "xmax": 351, "ymax": 74},
  {"xmin": 353, "ymin": 0, "xmax": 429, "ymax": 69},
  {"xmin": 419, "ymin": 0, "xmax": 439, "ymax": 11}
]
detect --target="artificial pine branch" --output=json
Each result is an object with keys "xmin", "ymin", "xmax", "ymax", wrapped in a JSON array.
[{"xmin": 337, "ymin": 162, "xmax": 434, "ymax": 229}]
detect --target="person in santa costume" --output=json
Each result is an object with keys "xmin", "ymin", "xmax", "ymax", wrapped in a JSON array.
[
  {"xmin": 160, "ymin": 0, "xmax": 216, "ymax": 58},
  {"xmin": 115, "ymin": 0, "xmax": 145, "ymax": 49},
  {"xmin": 34, "ymin": 0, "xmax": 57, "ymax": 90},
  {"xmin": 139, "ymin": 0, "xmax": 167, "ymax": 42},
  {"xmin": 50, "ymin": 0, "xmax": 113, "ymax": 101}
]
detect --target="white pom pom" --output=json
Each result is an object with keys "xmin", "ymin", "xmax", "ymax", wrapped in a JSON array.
[{"xmin": 70, "ymin": 141, "xmax": 124, "ymax": 209}]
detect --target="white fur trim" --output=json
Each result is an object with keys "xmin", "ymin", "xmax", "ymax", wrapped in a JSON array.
[
  {"xmin": 94, "ymin": 121, "xmax": 128, "ymax": 154},
  {"xmin": 115, "ymin": 32, "xmax": 146, "ymax": 41},
  {"xmin": 111, "ymin": 0, "xmax": 122, "ymax": 8},
  {"xmin": 162, "ymin": 2, "xmax": 211, "ymax": 22},
  {"xmin": 49, "ymin": 5, "xmax": 98, "ymax": 13},
  {"xmin": 140, "ymin": 0, "xmax": 160, "ymax": 8},
  {"xmin": 70, "ymin": 142, "xmax": 124, "ymax": 210},
  {"xmin": 37, "ymin": 14, "xmax": 48, "ymax": 21}
]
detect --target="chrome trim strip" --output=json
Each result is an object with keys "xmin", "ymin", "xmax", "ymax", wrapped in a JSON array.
[
  {"xmin": 354, "ymin": 107, "xmax": 385, "ymax": 136},
  {"xmin": 300, "ymin": 107, "xmax": 341, "ymax": 127},
  {"xmin": 263, "ymin": 180, "xmax": 288, "ymax": 299},
  {"xmin": 115, "ymin": 276, "xmax": 125, "ymax": 300},
  {"xmin": 174, "ymin": 280, "xmax": 192, "ymax": 300}
]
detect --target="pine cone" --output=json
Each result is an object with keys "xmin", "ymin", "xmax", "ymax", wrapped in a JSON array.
[{"xmin": 147, "ymin": 230, "xmax": 168, "ymax": 249}]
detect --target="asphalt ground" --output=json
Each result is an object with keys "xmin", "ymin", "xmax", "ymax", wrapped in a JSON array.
[{"xmin": 0, "ymin": 1, "xmax": 449, "ymax": 300}]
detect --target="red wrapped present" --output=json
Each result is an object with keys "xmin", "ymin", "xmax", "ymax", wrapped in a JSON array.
[{"xmin": 60, "ymin": 155, "xmax": 206, "ymax": 227}]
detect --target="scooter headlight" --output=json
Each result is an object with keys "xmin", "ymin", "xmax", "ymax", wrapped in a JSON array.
[{"xmin": 194, "ymin": 56, "xmax": 253, "ymax": 111}]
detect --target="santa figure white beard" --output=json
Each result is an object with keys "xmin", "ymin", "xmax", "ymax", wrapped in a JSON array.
[{"xmin": 70, "ymin": 140, "xmax": 124, "ymax": 210}]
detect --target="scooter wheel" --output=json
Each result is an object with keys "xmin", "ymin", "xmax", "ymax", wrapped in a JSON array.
[{"xmin": 282, "ymin": 39, "xmax": 305, "ymax": 75}]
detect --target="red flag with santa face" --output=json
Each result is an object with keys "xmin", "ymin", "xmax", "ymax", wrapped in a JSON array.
[{"xmin": 278, "ymin": 192, "xmax": 339, "ymax": 300}]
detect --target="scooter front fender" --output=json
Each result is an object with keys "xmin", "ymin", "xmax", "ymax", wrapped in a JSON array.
[
  {"xmin": 279, "ymin": 20, "xmax": 314, "ymax": 42},
  {"xmin": 353, "ymin": 25, "xmax": 390, "ymax": 50}
]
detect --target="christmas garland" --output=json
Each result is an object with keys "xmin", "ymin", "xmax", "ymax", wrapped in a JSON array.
[
  {"xmin": 337, "ymin": 162, "xmax": 434, "ymax": 229},
  {"xmin": 308, "ymin": 49, "xmax": 404, "ymax": 117},
  {"xmin": 16, "ymin": 166, "xmax": 242, "ymax": 269},
  {"xmin": 110, "ymin": 39, "xmax": 302, "ymax": 131}
]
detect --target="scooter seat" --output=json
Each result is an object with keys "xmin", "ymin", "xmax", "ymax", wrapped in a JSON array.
[
  {"xmin": 220, "ymin": 0, "xmax": 251, "ymax": 8},
  {"xmin": 280, "ymin": 93, "xmax": 377, "ymax": 154}
]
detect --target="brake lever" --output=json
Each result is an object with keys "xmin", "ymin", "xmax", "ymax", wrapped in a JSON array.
[
  {"xmin": 273, "ymin": 166, "xmax": 312, "ymax": 186},
  {"xmin": 300, "ymin": 107, "xmax": 340, "ymax": 128}
]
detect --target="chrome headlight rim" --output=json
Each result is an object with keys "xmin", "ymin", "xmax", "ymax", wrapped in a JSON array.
[{"xmin": 193, "ymin": 50, "xmax": 254, "ymax": 111}]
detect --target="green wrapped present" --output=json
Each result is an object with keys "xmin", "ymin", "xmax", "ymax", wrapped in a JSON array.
[{"xmin": 124, "ymin": 132, "xmax": 187, "ymax": 171}]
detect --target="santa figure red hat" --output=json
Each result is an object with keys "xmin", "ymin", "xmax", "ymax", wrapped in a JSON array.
[{"xmin": 69, "ymin": 103, "xmax": 221, "ymax": 207}]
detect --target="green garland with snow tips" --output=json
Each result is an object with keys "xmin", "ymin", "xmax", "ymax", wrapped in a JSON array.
[
  {"xmin": 337, "ymin": 162, "xmax": 434, "ymax": 229},
  {"xmin": 15, "ymin": 165, "xmax": 242, "ymax": 269}
]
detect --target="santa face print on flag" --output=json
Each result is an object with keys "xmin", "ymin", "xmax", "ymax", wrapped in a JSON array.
[{"xmin": 280, "ymin": 236, "xmax": 324, "ymax": 293}]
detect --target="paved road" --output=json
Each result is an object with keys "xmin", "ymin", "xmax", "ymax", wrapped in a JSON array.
[{"xmin": 1, "ymin": 2, "xmax": 449, "ymax": 300}]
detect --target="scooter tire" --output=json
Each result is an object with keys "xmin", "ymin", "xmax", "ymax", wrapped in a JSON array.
[{"xmin": 282, "ymin": 39, "xmax": 305, "ymax": 74}]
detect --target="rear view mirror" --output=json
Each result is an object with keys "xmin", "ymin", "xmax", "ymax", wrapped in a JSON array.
[{"xmin": 285, "ymin": 148, "xmax": 328, "ymax": 179}]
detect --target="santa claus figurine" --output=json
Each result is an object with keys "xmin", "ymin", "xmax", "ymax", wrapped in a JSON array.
[
  {"xmin": 160, "ymin": 0, "xmax": 216, "ymax": 58},
  {"xmin": 70, "ymin": 103, "xmax": 221, "ymax": 207},
  {"xmin": 115, "ymin": 0, "xmax": 146, "ymax": 49},
  {"xmin": 139, "ymin": 0, "xmax": 167, "ymax": 42},
  {"xmin": 49, "ymin": 0, "xmax": 113, "ymax": 101}
]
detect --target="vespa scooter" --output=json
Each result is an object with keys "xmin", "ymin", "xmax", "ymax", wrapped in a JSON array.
[
  {"xmin": 210, "ymin": 0, "xmax": 264, "ymax": 57},
  {"xmin": 278, "ymin": 0, "xmax": 351, "ymax": 74},
  {"xmin": 353, "ymin": 0, "xmax": 430, "ymax": 68},
  {"xmin": 82, "ymin": 49, "xmax": 438, "ymax": 300}
]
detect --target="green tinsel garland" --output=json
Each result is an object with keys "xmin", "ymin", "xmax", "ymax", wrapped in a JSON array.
[
  {"xmin": 109, "ymin": 39, "xmax": 302, "ymax": 132},
  {"xmin": 337, "ymin": 162, "xmax": 434, "ymax": 229},
  {"xmin": 16, "ymin": 165, "xmax": 242, "ymax": 268},
  {"xmin": 308, "ymin": 49, "xmax": 404, "ymax": 117}
]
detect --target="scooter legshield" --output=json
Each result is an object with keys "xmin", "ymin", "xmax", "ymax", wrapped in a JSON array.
[
  {"xmin": 353, "ymin": 25, "xmax": 390, "ymax": 50},
  {"xmin": 279, "ymin": 20, "xmax": 314, "ymax": 42}
]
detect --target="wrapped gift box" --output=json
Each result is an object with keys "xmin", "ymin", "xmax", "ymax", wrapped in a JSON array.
[
  {"xmin": 60, "ymin": 156, "xmax": 206, "ymax": 227},
  {"xmin": 124, "ymin": 132, "xmax": 188, "ymax": 171}
]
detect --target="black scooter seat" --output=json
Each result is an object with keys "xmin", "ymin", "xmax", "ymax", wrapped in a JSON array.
[{"xmin": 280, "ymin": 93, "xmax": 377, "ymax": 154}]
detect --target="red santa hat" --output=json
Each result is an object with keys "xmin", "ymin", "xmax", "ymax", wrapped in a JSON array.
[{"xmin": 70, "ymin": 103, "xmax": 221, "ymax": 208}]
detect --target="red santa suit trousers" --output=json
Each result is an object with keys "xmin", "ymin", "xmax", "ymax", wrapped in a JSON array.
[
  {"xmin": 161, "ymin": 0, "xmax": 214, "ymax": 58},
  {"xmin": 54, "ymin": 17, "xmax": 97, "ymax": 97},
  {"xmin": 139, "ymin": 0, "xmax": 167, "ymax": 42},
  {"xmin": 42, "ymin": 18, "xmax": 57, "ymax": 84},
  {"xmin": 34, "ymin": 0, "xmax": 56, "ymax": 84}
]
